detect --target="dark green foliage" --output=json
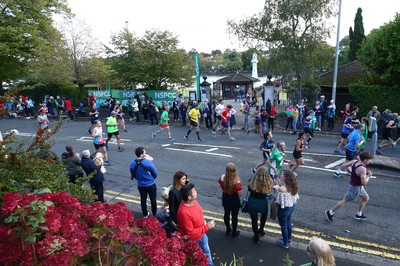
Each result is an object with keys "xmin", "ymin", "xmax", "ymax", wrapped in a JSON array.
[
  {"xmin": 357, "ymin": 14, "xmax": 400, "ymax": 85},
  {"xmin": 348, "ymin": 84, "xmax": 400, "ymax": 116},
  {"xmin": 349, "ymin": 8, "xmax": 365, "ymax": 61}
]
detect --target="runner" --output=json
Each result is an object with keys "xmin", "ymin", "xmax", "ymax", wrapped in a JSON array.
[
  {"xmin": 291, "ymin": 132, "xmax": 307, "ymax": 174},
  {"xmin": 303, "ymin": 110, "xmax": 315, "ymax": 147},
  {"xmin": 376, "ymin": 113, "xmax": 398, "ymax": 154},
  {"xmin": 266, "ymin": 141, "xmax": 293, "ymax": 184},
  {"xmin": 184, "ymin": 104, "xmax": 203, "ymax": 142},
  {"xmin": 105, "ymin": 111, "xmax": 125, "ymax": 152},
  {"xmin": 326, "ymin": 151, "xmax": 373, "ymax": 222},
  {"xmin": 88, "ymin": 102, "xmax": 100, "ymax": 134},
  {"xmin": 114, "ymin": 102, "xmax": 127, "ymax": 132},
  {"xmin": 251, "ymin": 130, "xmax": 274, "ymax": 174},
  {"xmin": 335, "ymin": 112, "xmax": 356, "ymax": 154},
  {"xmin": 212, "ymin": 105, "xmax": 235, "ymax": 141},
  {"xmin": 91, "ymin": 120, "xmax": 110, "ymax": 165},
  {"xmin": 334, "ymin": 124, "xmax": 365, "ymax": 179},
  {"xmin": 152, "ymin": 106, "xmax": 175, "ymax": 142},
  {"xmin": 37, "ymin": 109, "xmax": 51, "ymax": 134}
]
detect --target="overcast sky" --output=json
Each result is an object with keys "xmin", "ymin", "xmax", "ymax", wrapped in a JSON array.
[{"xmin": 66, "ymin": 0, "xmax": 400, "ymax": 53}]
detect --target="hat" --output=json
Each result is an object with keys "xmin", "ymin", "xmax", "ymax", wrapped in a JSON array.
[
  {"xmin": 82, "ymin": 150, "xmax": 90, "ymax": 157},
  {"xmin": 321, "ymin": 95, "xmax": 325, "ymax": 98},
  {"xmin": 111, "ymin": 111, "xmax": 117, "ymax": 115},
  {"xmin": 330, "ymin": 100, "xmax": 335, "ymax": 103}
]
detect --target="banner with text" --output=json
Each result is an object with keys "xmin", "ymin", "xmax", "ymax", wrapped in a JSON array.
[{"xmin": 88, "ymin": 90, "xmax": 182, "ymax": 107}]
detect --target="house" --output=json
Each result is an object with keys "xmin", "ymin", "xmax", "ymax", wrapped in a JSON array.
[
  {"xmin": 214, "ymin": 72, "xmax": 260, "ymax": 100},
  {"xmin": 318, "ymin": 61, "xmax": 370, "ymax": 112}
]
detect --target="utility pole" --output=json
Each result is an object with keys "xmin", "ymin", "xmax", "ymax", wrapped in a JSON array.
[{"xmin": 332, "ymin": 0, "xmax": 342, "ymax": 101}]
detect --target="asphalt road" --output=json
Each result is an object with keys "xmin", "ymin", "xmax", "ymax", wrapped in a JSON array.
[{"xmin": 2, "ymin": 118, "xmax": 400, "ymax": 265}]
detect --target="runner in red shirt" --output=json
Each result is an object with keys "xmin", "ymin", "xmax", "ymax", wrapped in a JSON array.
[{"xmin": 212, "ymin": 105, "xmax": 235, "ymax": 141}]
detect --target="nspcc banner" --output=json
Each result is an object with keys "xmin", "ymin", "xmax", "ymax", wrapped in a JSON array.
[{"xmin": 88, "ymin": 90, "xmax": 180, "ymax": 107}]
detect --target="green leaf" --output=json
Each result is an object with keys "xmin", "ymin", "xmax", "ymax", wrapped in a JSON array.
[{"xmin": 25, "ymin": 236, "xmax": 36, "ymax": 243}]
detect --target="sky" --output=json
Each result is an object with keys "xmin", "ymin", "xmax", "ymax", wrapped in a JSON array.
[{"xmin": 66, "ymin": 0, "xmax": 400, "ymax": 53}]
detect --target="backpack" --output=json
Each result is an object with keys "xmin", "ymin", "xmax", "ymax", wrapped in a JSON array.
[{"xmin": 130, "ymin": 159, "xmax": 151, "ymax": 180}]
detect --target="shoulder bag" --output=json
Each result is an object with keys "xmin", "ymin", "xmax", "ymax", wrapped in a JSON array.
[{"xmin": 241, "ymin": 190, "xmax": 249, "ymax": 213}]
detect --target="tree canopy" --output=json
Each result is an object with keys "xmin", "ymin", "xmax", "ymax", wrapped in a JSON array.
[
  {"xmin": 349, "ymin": 8, "xmax": 365, "ymax": 62},
  {"xmin": 357, "ymin": 13, "xmax": 400, "ymax": 85},
  {"xmin": 0, "ymin": 0, "xmax": 70, "ymax": 93},
  {"xmin": 227, "ymin": 0, "xmax": 336, "ymax": 97},
  {"xmin": 106, "ymin": 29, "xmax": 194, "ymax": 90}
]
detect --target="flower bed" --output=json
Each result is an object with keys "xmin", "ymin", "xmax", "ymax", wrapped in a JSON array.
[{"xmin": 0, "ymin": 191, "xmax": 208, "ymax": 266}]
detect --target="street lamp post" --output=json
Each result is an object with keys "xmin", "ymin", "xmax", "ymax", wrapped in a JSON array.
[{"xmin": 332, "ymin": 0, "xmax": 343, "ymax": 102}]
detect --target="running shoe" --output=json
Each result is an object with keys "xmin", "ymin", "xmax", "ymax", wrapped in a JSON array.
[
  {"xmin": 246, "ymin": 130, "xmax": 250, "ymax": 135},
  {"xmin": 325, "ymin": 210, "xmax": 333, "ymax": 222},
  {"xmin": 278, "ymin": 237, "xmax": 292, "ymax": 245},
  {"xmin": 184, "ymin": 135, "xmax": 188, "ymax": 141},
  {"xmin": 354, "ymin": 213, "xmax": 367, "ymax": 220},
  {"xmin": 277, "ymin": 239, "xmax": 289, "ymax": 249},
  {"xmin": 230, "ymin": 137, "xmax": 235, "ymax": 141},
  {"xmin": 334, "ymin": 172, "xmax": 342, "ymax": 179},
  {"xmin": 104, "ymin": 161, "xmax": 111, "ymax": 166},
  {"xmin": 231, "ymin": 230, "xmax": 240, "ymax": 238},
  {"xmin": 259, "ymin": 230, "xmax": 266, "ymax": 237},
  {"xmin": 197, "ymin": 138, "xmax": 204, "ymax": 142},
  {"xmin": 124, "ymin": 129, "xmax": 127, "ymax": 132},
  {"xmin": 118, "ymin": 146, "xmax": 125, "ymax": 152},
  {"xmin": 334, "ymin": 149, "xmax": 339, "ymax": 153},
  {"xmin": 169, "ymin": 137, "xmax": 175, "ymax": 142},
  {"xmin": 392, "ymin": 142, "xmax": 397, "ymax": 149},
  {"xmin": 152, "ymin": 133, "xmax": 156, "ymax": 140},
  {"xmin": 212, "ymin": 131, "xmax": 216, "ymax": 137}
]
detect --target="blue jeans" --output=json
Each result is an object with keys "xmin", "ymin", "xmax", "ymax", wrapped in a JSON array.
[
  {"xmin": 197, "ymin": 234, "xmax": 214, "ymax": 266},
  {"xmin": 278, "ymin": 206, "xmax": 294, "ymax": 245},
  {"xmin": 262, "ymin": 122, "xmax": 267, "ymax": 133},
  {"xmin": 244, "ymin": 114, "xmax": 249, "ymax": 130},
  {"xmin": 292, "ymin": 118, "xmax": 298, "ymax": 132}
]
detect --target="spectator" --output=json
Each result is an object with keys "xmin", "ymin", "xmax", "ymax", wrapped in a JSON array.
[
  {"xmin": 81, "ymin": 149, "xmax": 105, "ymax": 203},
  {"xmin": 313, "ymin": 101, "xmax": 324, "ymax": 131},
  {"xmin": 130, "ymin": 147, "xmax": 158, "ymax": 217},
  {"xmin": 320, "ymin": 95, "xmax": 328, "ymax": 128},
  {"xmin": 327, "ymin": 100, "xmax": 336, "ymax": 129},
  {"xmin": 218, "ymin": 163, "xmax": 242, "ymax": 238},
  {"xmin": 247, "ymin": 167, "xmax": 273, "ymax": 244},
  {"xmin": 168, "ymin": 171, "xmax": 189, "ymax": 224},
  {"xmin": 300, "ymin": 236, "xmax": 335, "ymax": 266},
  {"xmin": 61, "ymin": 145, "xmax": 84, "ymax": 183},
  {"xmin": 64, "ymin": 97, "xmax": 74, "ymax": 120},
  {"xmin": 276, "ymin": 170, "xmax": 299, "ymax": 249},
  {"xmin": 177, "ymin": 183, "xmax": 216, "ymax": 266}
]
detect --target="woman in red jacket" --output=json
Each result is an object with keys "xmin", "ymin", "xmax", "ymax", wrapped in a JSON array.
[{"xmin": 64, "ymin": 97, "xmax": 74, "ymax": 120}]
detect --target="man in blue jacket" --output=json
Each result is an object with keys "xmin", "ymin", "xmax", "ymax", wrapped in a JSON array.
[
  {"xmin": 81, "ymin": 149, "xmax": 105, "ymax": 203},
  {"xmin": 130, "ymin": 147, "xmax": 158, "ymax": 217}
]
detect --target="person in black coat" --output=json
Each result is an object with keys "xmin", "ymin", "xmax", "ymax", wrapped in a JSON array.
[{"xmin": 81, "ymin": 149, "xmax": 105, "ymax": 203}]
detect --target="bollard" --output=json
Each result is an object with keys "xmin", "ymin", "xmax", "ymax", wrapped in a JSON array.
[{"xmin": 369, "ymin": 117, "xmax": 378, "ymax": 157}]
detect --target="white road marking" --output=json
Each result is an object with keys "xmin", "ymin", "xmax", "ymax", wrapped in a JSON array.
[
  {"xmin": 303, "ymin": 158, "xmax": 316, "ymax": 163},
  {"xmin": 324, "ymin": 158, "xmax": 346, "ymax": 169},
  {"xmin": 161, "ymin": 144, "xmax": 171, "ymax": 147},
  {"xmin": 205, "ymin": 148, "xmax": 218, "ymax": 152},
  {"xmin": 301, "ymin": 165, "xmax": 344, "ymax": 173},
  {"xmin": 173, "ymin": 142, "xmax": 241, "ymax": 149},
  {"xmin": 165, "ymin": 147, "xmax": 232, "ymax": 158},
  {"xmin": 303, "ymin": 152, "xmax": 343, "ymax": 158}
]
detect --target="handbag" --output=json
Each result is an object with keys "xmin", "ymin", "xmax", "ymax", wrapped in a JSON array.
[
  {"xmin": 270, "ymin": 199, "xmax": 279, "ymax": 220},
  {"xmin": 241, "ymin": 190, "xmax": 249, "ymax": 213}
]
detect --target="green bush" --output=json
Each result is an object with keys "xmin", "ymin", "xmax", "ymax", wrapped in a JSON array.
[
  {"xmin": 348, "ymin": 84, "xmax": 400, "ymax": 116},
  {"xmin": 0, "ymin": 125, "xmax": 95, "ymax": 203}
]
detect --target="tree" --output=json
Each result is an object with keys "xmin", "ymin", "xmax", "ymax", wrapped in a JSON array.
[
  {"xmin": 357, "ymin": 14, "xmax": 400, "ymax": 85},
  {"xmin": 60, "ymin": 18, "xmax": 107, "ymax": 93},
  {"xmin": 222, "ymin": 49, "xmax": 242, "ymax": 71},
  {"xmin": 0, "ymin": 0, "xmax": 70, "ymax": 94},
  {"xmin": 107, "ymin": 29, "xmax": 194, "ymax": 90},
  {"xmin": 227, "ymin": 0, "xmax": 336, "ymax": 98},
  {"xmin": 348, "ymin": 8, "xmax": 365, "ymax": 62}
]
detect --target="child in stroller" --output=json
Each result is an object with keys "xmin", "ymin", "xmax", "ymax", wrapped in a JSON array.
[{"xmin": 75, "ymin": 103, "xmax": 87, "ymax": 118}]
